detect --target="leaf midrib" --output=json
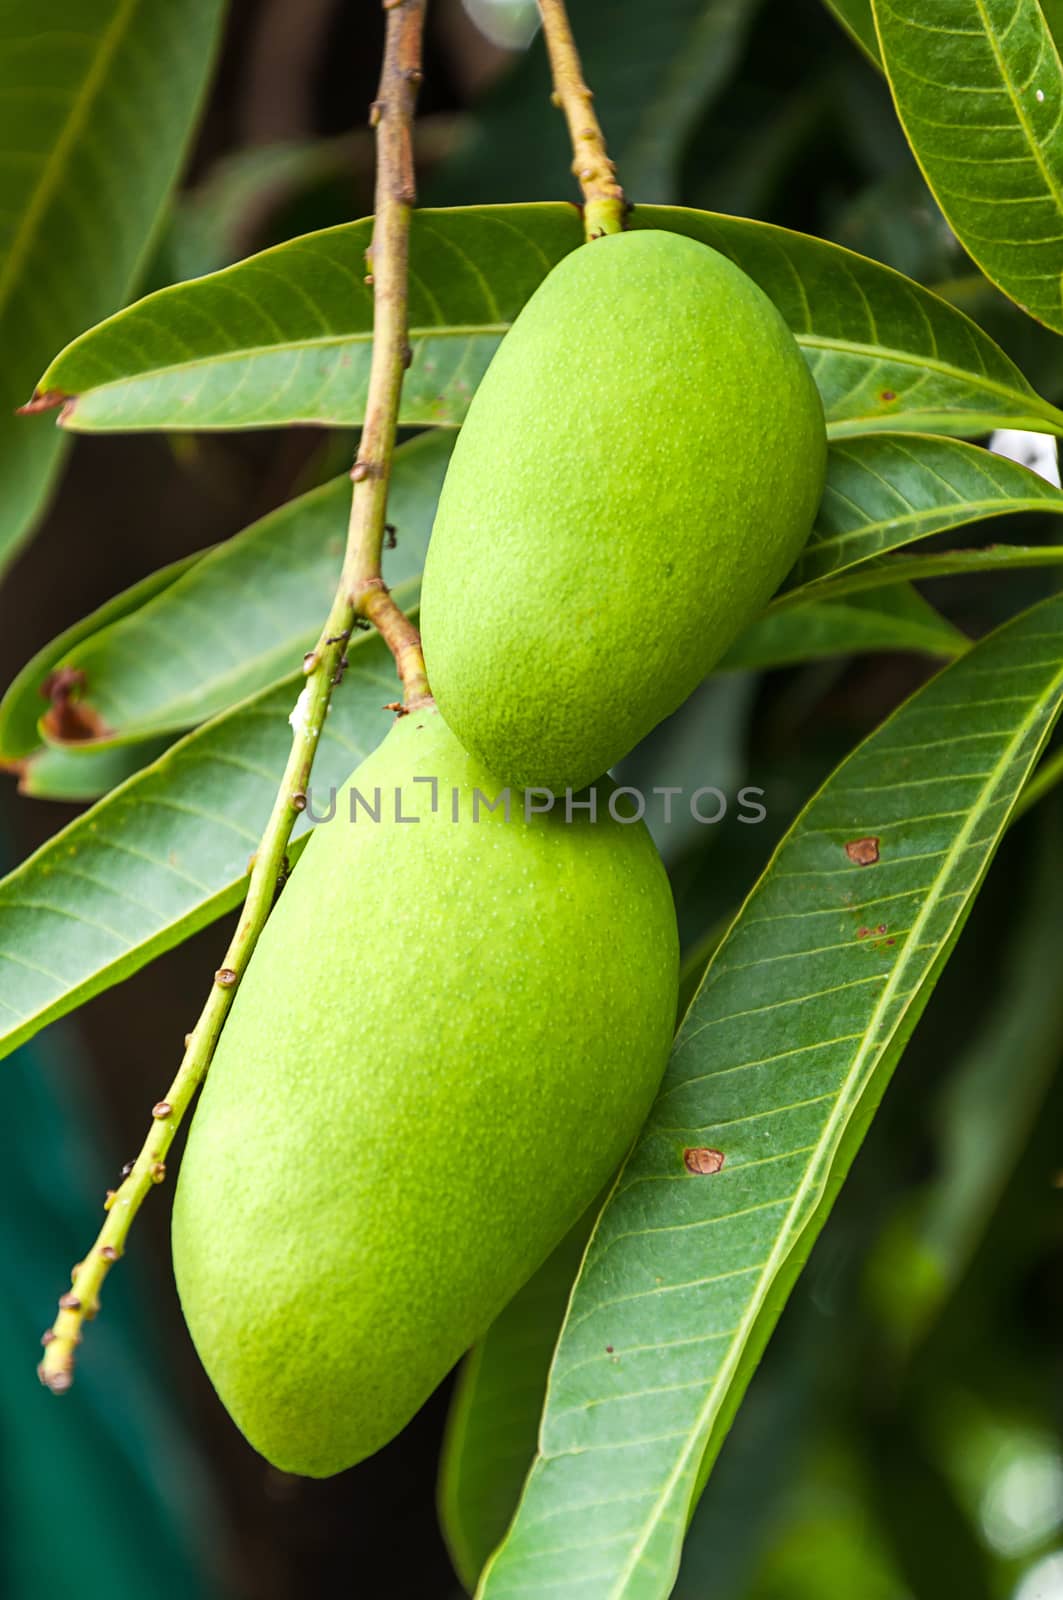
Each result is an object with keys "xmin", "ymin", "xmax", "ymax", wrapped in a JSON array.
[
  {"xmin": 58, "ymin": 322, "xmax": 510, "ymax": 403},
  {"xmin": 598, "ymin": 647, "xmax": 1063, "ymax": 1598},
  {"xmin": 0, "ymin": 0, "xmax": 140, "ymax": 319},
  {"xmin": 972, "ymin": 0, "xmax": 1063, "ymax": 221},
  {"xmin": 799, "ymin": 330, "xmax": 1044, "ymax": 408}
]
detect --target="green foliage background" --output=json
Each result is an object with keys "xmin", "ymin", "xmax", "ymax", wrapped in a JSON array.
[{"xmin": 1, "ymin": 1, "xmax": 1062, "ymax": 1596}]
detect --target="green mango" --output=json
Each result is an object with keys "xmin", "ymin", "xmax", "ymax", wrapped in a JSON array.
[
  {"xmin": 420, "ymin": 228, "xmax": 827, "ymax": 792},
  {"xmin": 171, "ymin": 708, "xmax": 678, "ymax": 1477}
]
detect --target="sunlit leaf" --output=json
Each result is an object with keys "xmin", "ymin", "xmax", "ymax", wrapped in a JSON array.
[{"xmin": 479, "ymin": 590, "xmax": 1063, "ymax": 1599}]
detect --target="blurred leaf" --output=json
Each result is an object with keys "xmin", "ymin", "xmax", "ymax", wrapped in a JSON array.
[
  {"xmin": 0, "ymin": 1029, "xmax": 220, "ymax": 1597},
  {"xmin": 784, "ymin": 433, "xmax": 1063, "ymax": 593},
  {"xmin": 38, "ymin": 205, "xmax": 1063, "ymax": 440},
  {"xmin": 745, "ymin": 1435, "xmax": 908, "ymax": 1600},
  {"xmin": 33, "ymin": 431, "xmax": 453, "ymax": 749},
  {"xmin": 0, "ymin": 614, "xmax": 413, "ymax": 1064},
  {"xmin": 723, "ymin": 583, "xmax": 968, "ymax": 669},
  {"xmin": 0, "ymin": 0, "xmax": 225, "ymax": 578},
  {"xmin": 430, "ymin": 0, "xmax": 765, "ymax": 206},
  {"xmin": 873, "ymin": 0, "xmax": 1063, "ymax": 333},
  {"xmin": 829, "ymin": 167, "xmax": 963, "ymax": 284},
  {"xmin": 0, "ymin": 552, "xmax": 202, "ymax": 761},
  {"xmin": 820, "ymin": 0, "xmax": 882, "ymax": 65},
  {"xmin": 478, "ymin": 591, "xmax": 1063, "ymax": 1600},
  {"xmin": 868, "ymin": 800, "xmax": 1063, "ymax": 1352},
  {"xmin": 439, "ymin": 1215, "xmax": 592, "ymax": 1593},
  {"xmin": 865, "ymin": 1416, "xmax": 995, "ymax": 1600},
  {"xmin": 161, "ymin": 136, "xmax": 371, "ymax": 282},
  {"xmin": 16, "ymin": 738, "xmax": 169, "ymax": 801},
  {"xmin": 616, "ymin": 674, "xmax": 759, "ymax": 864}
]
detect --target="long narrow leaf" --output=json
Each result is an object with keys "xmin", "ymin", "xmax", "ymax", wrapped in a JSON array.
[
  {"xmin": 721, "ymin": 584, "xmax": 968, "ymax": 669},
  {"xmin": 873, "ymin": 0, "xmax": 1063, "ymax": 332},
  {"xmin": 479, "ymin": 590, "xmax": 1063, "ymax": 1600},
  {"xmin": 32, "ymin": 431, "xmax": 453, "ymax": 749},
  {"xmin": 820, "ymin": 0, "xmax": 882, "ymax": 64},
  {"xmin": 0, "ymin": 0, "xmax": 225, "ymax": 576},
  {"xmin": 440, "ymin": 1217, "xmax": 594, "ymax": 1593},
  {"xmin": 786, "ymin": 433, "xmax": 1063, "ymax": 591},
  {"xmin": 0, "ymin": 618, "xmax": 411, "ymax": 1063},
  {"xmin": 0, "ymin": 551, "xmax": 202, "ymax": 761},
  {"xmin": 779, "ymin": 544, "xmax": 1063, "ymax": 609},
  {"xmin": 35, "ymin": 205, "xmax": 1063, "ymax": 440}
]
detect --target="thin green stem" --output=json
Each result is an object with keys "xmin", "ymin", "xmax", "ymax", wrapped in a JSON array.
[
  {"xmin": 37, "ymin": 0, "xmax": 428, "ymax": 1395},
  {"xmin": 537, "ymin": 0, "xmax": 625, "ymax": 239}
]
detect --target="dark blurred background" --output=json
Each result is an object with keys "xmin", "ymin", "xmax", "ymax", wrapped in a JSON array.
[{"xmin": 2, "ymin": 2, "xmax": 1061, "ymax": 1596}]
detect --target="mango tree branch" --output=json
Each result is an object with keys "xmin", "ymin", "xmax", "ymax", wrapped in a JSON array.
[
  {"xmin": 537, "ymin": 0, "xmax": 625, "ymax": 239},
  {"xmin": 37, "ymin": 0, "xmax": 429, "ymax": 1396}
]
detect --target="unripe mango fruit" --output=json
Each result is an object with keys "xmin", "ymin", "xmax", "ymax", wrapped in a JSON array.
[
  {"xmin": 171, "ymin": 708, "xmax": 678, "ymax": 1477},
  {"xmin": 420, "ymin": 228, "xmax": 827, "ymax": 792}
]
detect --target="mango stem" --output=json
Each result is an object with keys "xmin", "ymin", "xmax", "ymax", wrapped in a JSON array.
[
  {"xmin": 537, "ymin": 0, "xmax": 626, "ymax": 239},
  {"xmin": 36, "ymin": 0, "xmax": 429, "ymax": 1396}
]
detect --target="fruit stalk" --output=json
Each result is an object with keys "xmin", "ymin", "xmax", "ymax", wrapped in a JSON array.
[
  {"xmin": 36, "ymin": 0, "xmax": 429, "ymax": 1395},
  {"xmin": 537, "ymin": 0, "xmax": 625, "ymax": 239}
]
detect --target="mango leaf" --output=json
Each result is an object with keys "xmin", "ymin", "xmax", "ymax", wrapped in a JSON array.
[
  {"xmin": 872, "ymin": 0, "xmax": 1063, "ymax": 333},
  {"xmin": 721, "ymin": 584, "xmax": 968, "ymax": 670},
  {"xmin": 478, "ymin": 589, "xmax": 1063, "ymax": 1600},
  {"xmin": 820, "ymin": 0, "xmax": 882, "ymax": 65},
  {"xmin": 35, "ymin": 205, "xmax": 1063, "ymax": 441},
  {"xmin": 784, "ymin": 433, "xmax": 1063, "ymax": 594},
  {"xmin": 0, "ymin": 0, "xmax": 225, "ymax": 578},
  {"xmin": 33, "ymin": 430, "xmax": 453, "ymax": 750},
  {"xmin": 12, "ymin": 432, "xmax": 982, "ymax": 766},
  {"xmin": 16, "ymin": 739, "xmax": 169, "ymax": 802},
  {"xmin": 429, "ymin": 0, "xmax": 765, "ymax": 207},
  {"xmin": 439, "ymin": 1216, "xmax": 594, "ymax": 1593},
  {"xmin": 40, "ymin": 207, "xmax": 580, "ymax": 433},
  {"xmin": 0, "ymin": 614, "xmax": 412, "ymax": 1064},
  {"xmin": 0, "ymin": 551, "xmax": 202, "ymax": 761},
  {"xmin": 780, "ymin": 544, "xmax": 1063, "ymax": 608}
]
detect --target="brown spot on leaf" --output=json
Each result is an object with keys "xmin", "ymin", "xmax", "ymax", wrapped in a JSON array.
[
  {"xmin": 876, "ymin": 924, "xmax": 887, "ymax": 934},
  {"xmin": 880, "ymin": 389, "xmax": 897, "ymax": 402},
  {"xmin": 857, "ymin": 927, "xmax": 869, "ymax": 939},
  {"xmin": 845, "ymin": 836, "xmax": 880, "ymax": 866},
  {"xmin": 39, "ymin": 666, "xmax": 113, "ymax": 744},
  {"xmin": 684, "ymin": 1147, "xmax": 725, "ymax": 1175}
]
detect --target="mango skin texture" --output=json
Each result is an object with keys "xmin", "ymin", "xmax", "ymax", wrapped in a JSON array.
[
  {"xmin": 171, "ymin": 710, "xmax": 678, "ymax": 1478},
  {"xmin": 420, "ymin": 228, "xmax": 828, "ymax": 792}
]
